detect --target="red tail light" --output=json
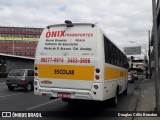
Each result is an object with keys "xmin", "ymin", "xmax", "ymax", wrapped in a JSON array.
[
  {"xmin": 35, "ymin": 66, "xmax": 38, "ymax": 77},
  {"xmin": 35, "ymin": 66, "xmax": 38, "ymax": 71},
  {"xmin": 20, "ymin": 80, "xmax": 27, "ymax": 83},
  {"xmin": 35, "ymin": 72, "xmax": 38, "ymax": 77},
  {"xmin": 95, "ymin": 75, "xmax": 100, "ymax": 80}
]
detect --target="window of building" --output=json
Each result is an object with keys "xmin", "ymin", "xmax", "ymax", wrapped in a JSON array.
[
  {"xmin": 14, "ymin": 52, "xmax": 21, "ymax": 56},
  {"xmin": 15, "ymin": 47, "xmax": 23, "ymax": 49},
  {"xmin": 11, "ymin": 28, "xmax": 15, "ymax": 31}
]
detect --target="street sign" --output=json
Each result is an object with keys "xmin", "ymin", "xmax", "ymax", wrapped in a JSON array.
[{"xmin": 124, "ymin": 46, "xmax": 141, "ymax": 55}]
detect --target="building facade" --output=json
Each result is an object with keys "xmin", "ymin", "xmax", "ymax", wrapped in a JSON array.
[
  {"xmin": 0, "ymin": 54, "xmax": 34, "ymax": 76},
  {"xmin": 0, "ymin": 26, "xmax": 43, "ymax": 58}
]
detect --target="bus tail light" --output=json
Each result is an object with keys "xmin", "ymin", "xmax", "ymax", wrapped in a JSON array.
[
  {"xmin": 35, "ymin": 66, "xmax": 38, "ymax": 71},
  {"xmin": 35, "ymin": 72, "xmax": 38, "ymax": 77},
  {"xmin": 95, "ymin": 68, "xmax": 100, "ymax": 73},
  {"xmin": 34, "ymin": 66, "xmax": 38, "ymax": 77},
  {"xmin": 95, "ymin": 75, "xmax": 100, "ymax": 80}
]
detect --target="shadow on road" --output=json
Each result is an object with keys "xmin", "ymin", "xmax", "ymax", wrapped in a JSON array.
[{"xmin": 44, "ymin": 98, "xmax": 123, "ymax": 118}]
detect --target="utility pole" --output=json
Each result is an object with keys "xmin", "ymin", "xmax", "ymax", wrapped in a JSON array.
[
  {"xmin": 152, "ymin": 0, "xmax": 160, "ymax": 111},
  {"xmin": 148, "ymin": 30, "xmax": 151, "ymax": 79}
]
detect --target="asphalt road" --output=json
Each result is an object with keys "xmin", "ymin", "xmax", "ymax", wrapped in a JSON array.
[{"xmin": 0, "ymin": 79, "xmax": 142, "ymax": 119}]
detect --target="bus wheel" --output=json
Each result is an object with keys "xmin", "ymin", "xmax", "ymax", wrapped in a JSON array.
[{"xmin": 111, "ymin": 89, "xmax": 119, "ymax": 107}]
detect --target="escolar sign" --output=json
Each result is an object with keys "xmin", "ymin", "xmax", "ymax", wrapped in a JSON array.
[
  {"xmin": 55, "ymin": 69, "xmax": 74, "ymax": 75},
  {"xmin": 36, "ymin": 64, "xmax": 94, "ymax": 80}
]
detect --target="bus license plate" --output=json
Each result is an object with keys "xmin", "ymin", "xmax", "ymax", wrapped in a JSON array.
[{"xmin": 57, "ymin": 92, "xmax": 71, "ymax": 98}]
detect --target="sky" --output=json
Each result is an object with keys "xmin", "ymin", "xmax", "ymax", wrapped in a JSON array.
[{"xmin": 0, "ymin": 0, "xmax": 152, "ymax": 58}]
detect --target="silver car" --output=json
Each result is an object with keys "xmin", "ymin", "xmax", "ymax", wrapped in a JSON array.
[{"xmin": 6, "ymin": 69, "xmax": 34, "ymax": 91}]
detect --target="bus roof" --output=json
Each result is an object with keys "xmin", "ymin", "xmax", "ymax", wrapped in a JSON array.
[{"xmin": 47, "ymin": 23, "xmax": 96, "ymax": 28}]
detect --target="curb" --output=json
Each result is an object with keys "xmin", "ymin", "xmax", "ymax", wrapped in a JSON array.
[
  {"xmin": 134, "ymin": 79, "xmax": 144, "ymax": 111},
  {"xmin": 131, "ymin": 79, "xmax": 143, "ymax": 120}
]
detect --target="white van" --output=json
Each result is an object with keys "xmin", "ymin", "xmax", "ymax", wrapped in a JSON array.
[{"xmin": 34, "ymin": 21, "xmax": 128, "ymax": 106}]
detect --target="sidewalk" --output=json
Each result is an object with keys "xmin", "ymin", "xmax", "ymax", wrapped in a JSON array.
[{"xmin": 134, "ymin": 72, "xmax": 160, "ymax": 120}]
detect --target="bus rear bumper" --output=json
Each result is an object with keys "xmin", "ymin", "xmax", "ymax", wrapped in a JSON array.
[
  {"xmin": 34, "ymin": 86, "xmax": 94, "ymax": 100},
  {"xmin": 34, "ymin": 79, "xmax": 104, "ymax": 101}
]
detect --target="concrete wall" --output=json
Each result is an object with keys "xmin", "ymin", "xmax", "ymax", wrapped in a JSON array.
[{"xmin": 6, "ymin": 58, "xmax": 34, "ymax": 73}]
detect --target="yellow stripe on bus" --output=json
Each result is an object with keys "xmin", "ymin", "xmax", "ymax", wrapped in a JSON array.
[
  {"xmin": 105, "ymin": 67, "xmax": 128, "ymax": 80},
  {"xmin": 36, "ymin": 64, "xmax": 95, "ymax": 80}
]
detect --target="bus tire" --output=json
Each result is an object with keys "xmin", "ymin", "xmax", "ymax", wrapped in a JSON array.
[{"xmin": 111, "ymin": 88, "xmax": 119, "ymax": 107}]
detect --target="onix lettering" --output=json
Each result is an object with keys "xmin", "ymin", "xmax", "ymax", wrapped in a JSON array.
[
  {"xmin": 46, "ymin": 30, "xmax": 94, "ymax": 38},
  {"xmin": 46, "ymin": 30, "xmax": 65, "ymax": 38},
  {"xmin": 55, "ymin": 69, "xmax": 74, "ymax": 75}
]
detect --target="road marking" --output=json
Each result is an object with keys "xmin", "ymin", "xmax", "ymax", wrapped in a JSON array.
[
  {"xmin": 26, "ymin": 99, "xmax": 60, "ymax": 110},
  {"xmin": 0, "ymin": 93, "xmax": 24, "ymax": 98}
]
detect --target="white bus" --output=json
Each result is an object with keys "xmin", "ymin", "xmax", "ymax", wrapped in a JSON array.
[{"xmin": 34, "ymin": 21, "xmax": 128, "ymax": 106}]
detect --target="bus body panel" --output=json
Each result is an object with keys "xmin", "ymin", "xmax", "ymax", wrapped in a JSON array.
[
  {"xmin": 103, "ymin": 63, "xmax": 128, "ymax": 100},
  {"xmin": 34, "ymin": 23, "xmax": 128, "ymax": 101},
  {"xmin": 34, "ymin": 24, "xmax": 105, "ymax": 100}
]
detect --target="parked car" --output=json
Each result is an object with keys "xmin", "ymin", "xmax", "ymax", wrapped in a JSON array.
[
  {"xmin": 133, "ymin": 71, "xmax": 138, "ymax": 80},
  {"xmin": 128, "ymin": 73, "xmax": 134, "ymax": 83},
  {"xmin": 6, "ymin": 69, "xmax": 34, "ymax": 91}
]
